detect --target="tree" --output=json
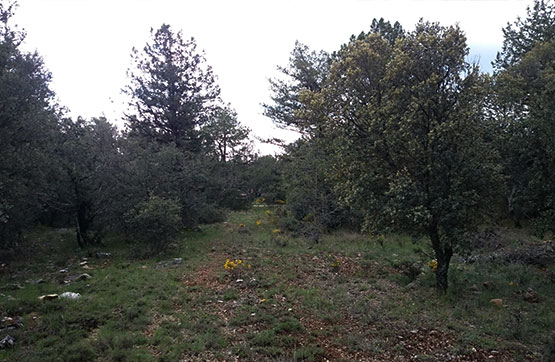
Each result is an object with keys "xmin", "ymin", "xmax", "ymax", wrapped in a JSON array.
[
  {"xmin": 0, "ymin": 1, "xmax": 59, "ymax": 246},
  {"xmin": 305, "ymin": 21, "xmax": 500, "ymax": 291},
  {"xmin": 124, "ymin": 24, "xmax": 220, "ymax": 152},
  {"xmin": 264, "ymin": 20, "xmax": 404, "ymax": 238},
  {"xmin": 53, "ymin": 117, "xmax": 120, "ymax": 247},
  {"xmin": 246, "ymin": 155, "xmax": 285, "ymax": 203},
  {"xmin": 263, "ymin": 41, "xmax": 330, "ymax": 135},
  {"xmin": 281, "ymin": 138, "xmax": 357, "ymax": 242},
  {"xmin": 494, "ymin": 0, "xmax": 555, "ymax": 70},
  {"xmin": 203, "ymin": 106, "xmax": 252, "ymax": 163},
  {"xmin": 492, "ymin": 0, "xmax": 555, "ymax": 232}
]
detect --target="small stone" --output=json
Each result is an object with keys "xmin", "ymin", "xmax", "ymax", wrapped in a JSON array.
[
  {"xmin": 95, "ymin": 252, "xmax": 111, "ymax": 259},
  {"xmin": 523, "ymin": 288, "xmax": 540, "ymax": 303},
  {"xmin": 489, "ymin": 298, "xmax": 504, "ymax": 307},
  {"xmin": 236, "ymin": 279, "xmax": 243, "ymax": 283},
  {"xmin": 471, "ymin": 347, "xmax": 477, "ymax": 353},
  {"xmin": 59, "ymin": 292, "xmax": 80, "ymax": 300},
  {"xmin": 0, "ymin": 335, "xmax": 15, "ymax": 349},
  {"xmin": 59, "ymin": 269, "xmax": 68, "ymax": 273},
  {"xmin": 5, "ymin": 283, "xmax": 24, "ymax": 290},
  {"xmin": 1, "ymin": 316, "xmax": 22, "ymax": 329},
  {"xmin": 410, "ymin": 329, "xmax": 418, "ymax": 334},
  {"xmin": 38, "ymin": 294, "xmax": 59, "ymax": 301},
  {"xmin": 76, "ymin": 273, "xmax": 92, "ymax": 281}
]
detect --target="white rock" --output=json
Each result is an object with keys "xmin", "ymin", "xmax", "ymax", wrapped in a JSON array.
[{"xmin": 59, "ymin": 292, "xmax": 81, "ymax": 300}]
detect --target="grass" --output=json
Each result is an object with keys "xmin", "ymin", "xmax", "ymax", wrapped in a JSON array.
[{"xmin": 1, "ymin": 206, "xmax": 554, "ymax": 361}]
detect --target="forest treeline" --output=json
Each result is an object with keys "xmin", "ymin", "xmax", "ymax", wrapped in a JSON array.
[{"xmin": 1, "ymin": 0, "xmax": 554, "ymax": 290}]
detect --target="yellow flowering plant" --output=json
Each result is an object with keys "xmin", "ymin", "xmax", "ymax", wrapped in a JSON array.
[
  {"xmin": 224, "ymin": 258, "xmax": 251, "ymax": 278},
  {"xmin": 428, "ymin": 259, "xmax": 438, "ymax": 272},
  {"xmin": 224, "ymin": 258, "xmax": 243, "ymax": 271}
]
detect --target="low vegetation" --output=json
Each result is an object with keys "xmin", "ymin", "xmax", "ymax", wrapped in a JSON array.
[{"xmin": 1, "ymin": 208, "xmax": 553, "ymax": 361}]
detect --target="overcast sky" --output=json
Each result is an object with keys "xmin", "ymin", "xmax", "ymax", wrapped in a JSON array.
[{"xmin": 14, "ymin": 0, "xmax": 531, "ymax": 154}]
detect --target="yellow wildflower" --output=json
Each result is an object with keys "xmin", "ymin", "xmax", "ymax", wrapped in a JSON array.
[
  {"xmin": 265, "ymin": 210, "xmax": 272, "ymax": 216},
  {"xmin": 239, "ymin": 223, "xmax": 245, "ymax": 228},
  {"xmin": 272, "ymin": 229, "xmax": 281, "ymax": 234},
  {"xmin": 428, "ymin": 259, "xmax": 438, "ymax": 272},
  {"xmin": 256, "ymin": 219, "xmax": 262, "ymax": 225}
]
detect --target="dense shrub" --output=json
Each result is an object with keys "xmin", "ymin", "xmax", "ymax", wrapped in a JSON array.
[{"xmin": 124, "ymin": 196, "xmax": 182, "ymax": 253}]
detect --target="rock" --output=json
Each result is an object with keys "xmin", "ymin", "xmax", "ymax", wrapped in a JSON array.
[
  {"xmin": 238, "ymin": 228, "xmax": 250, "ymax": 235},
  {"xmin": 5, "ymin": 283, "xmax": 24, "ymax": 290},
  {"xmin": 76, "ymin": 273, "xmax": 92, "ymax": 281},
  {"xmin": 0, "ymin": 335, "xmax": 15, "ymax": 349},
  {"xmin": 38, "ymin": 294, "xmax": 59, "ymax": 301},
  {"xmin": 59, "ymin": 292, "xmax": 80, "ymax": 300},
  {"xmin": 79, "ymin": 261, "xmax": 88, "ymax": 266},
  {"xmin": 34, "ymin": 279, "xmax": 46, "ymax": 284},
  {"xmin": 95, "ymin": 252, "xmax": 111, "ymax": 259},
  {"xmin": 523, "ymin": 288, "xmax": 541, "ymax": 303},
  {"xmin": 489, "ymin": 298, "xmax": 504, "ymax": 307},
  {"xmin": 1, "ymin": 316, "xmax": 23, "ymax": 329},
  {"xmin": 155, "ymin": 258, "xmax": 183, "ymax": 268},
  {"xmin": 469, "ymin": 284, "xmax": 480, "ymax": 292},
  {"xmin": 59, "ymin": 269, "xmax": 68, "ymax": 273}
]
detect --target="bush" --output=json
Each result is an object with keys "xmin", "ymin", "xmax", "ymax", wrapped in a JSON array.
[{"xmin": 124, "ymin": 196, "xmax": 182, "ymax": 253}]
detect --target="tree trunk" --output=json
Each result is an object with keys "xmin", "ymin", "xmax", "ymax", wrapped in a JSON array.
[
  {"xmin": 428, "ymin": 225, "xmax": 453, "ymax": 292},
  {"xmin": 75, "ymin": 215, "xmax": 85, "ymax": 248}
]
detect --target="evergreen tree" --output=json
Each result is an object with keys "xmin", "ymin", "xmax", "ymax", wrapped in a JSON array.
[
  {"xmin": 0, "ymin": 1, "xmax": 59, "ymax": 246},
  {"xmin": 492, "ymin": 0, "xmax": 555, "ymax": 232},
  {"xmin": 124, "ymin": 24, "xmax": 220, "ymax": 152}
]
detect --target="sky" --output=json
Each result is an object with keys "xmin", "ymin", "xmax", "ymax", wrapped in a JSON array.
[{"xmin": 14, "ymin": 0, "xmax": 532, "ymax": 155}]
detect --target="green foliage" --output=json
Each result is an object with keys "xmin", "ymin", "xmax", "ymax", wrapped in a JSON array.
[
  {"xmin": 282, "ymin": 139, "xmax": 359, "ymax": 241},
  {"xmin": 492, "ymin": 1, "xmax": 555, "ymax": 234},
  {"xmin": 53, "ymin": 117, "xmax": 120, "ymax": 246},
  {"xmin": 124, "ymin": 23, "xmax": 220, "ymax": 152},
  {"xmin": 263, "ymin": 40, "xmax": 331, "ymax": 135},
  {"xmin": 203, "ymin": 105, "xmax": 252, "ymax": 163},
  {"xmin": 124, "ymin": 195, "xmax": 182, "ymax": 253},
  {"xmin": 0, "ymin": 1, "xmax": 59, "ymax": 246},
  {"xmin": 294, "ymin": 21, "xmax": 501, "ymax": 290},
  {"xmin": 494, "ymin": 0, "xmax": 555, "ymax": 69},
  {"xmin": 246, "ymin": 155, "xmax": 285, "ymax": 203}
]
